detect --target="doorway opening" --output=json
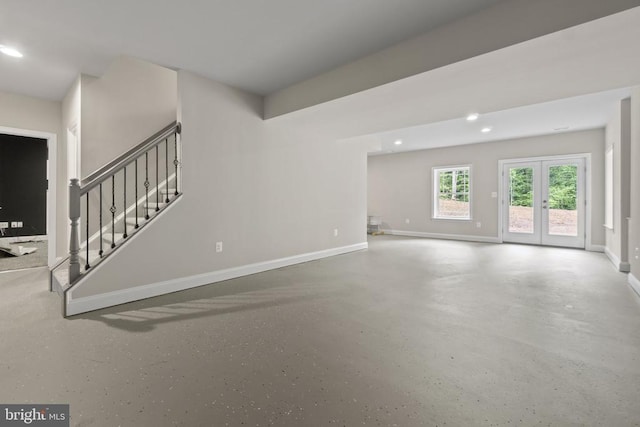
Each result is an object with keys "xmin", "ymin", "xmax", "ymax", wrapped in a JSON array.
[
  {"xmin": 499, "ymin": 155, "xmax": 588, "ymax": 249},
  {"xmin": 0, "ymin": 126, "xmax": 57, "ymax": 271}
]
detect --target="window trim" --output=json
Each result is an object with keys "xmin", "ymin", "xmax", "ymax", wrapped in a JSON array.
[{"xmin": 432, "ymin": 165, "xmax": 472, "ymax": 220}]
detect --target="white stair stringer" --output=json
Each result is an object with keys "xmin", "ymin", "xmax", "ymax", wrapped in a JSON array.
[{"xmin": 62, "ymin": 193, "xmax": 183, "ymax": 317}]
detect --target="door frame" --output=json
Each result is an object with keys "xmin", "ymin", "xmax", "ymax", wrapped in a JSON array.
[
  {"xmin": 0, "ymin": 125, "xmax": 57, "ymax": 267},
  {"xmin": 498, "ymin": 153, "xmax": 593, "ymax": 250}
]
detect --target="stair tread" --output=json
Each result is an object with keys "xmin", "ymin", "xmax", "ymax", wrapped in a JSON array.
[
  {"xmin": 145, "ymin": 202, "xmax": 165, "ymax": 209},
  {"xmin": 125, "ymin": 217, "xmax": 148, "ymax": 225},
  {"xmin": 102, "ymin": 232, "xmax": 125, "ymax": 243},
  {"xmin": 79, "ymin": 249, "xmax": 100, "ymax": 262}
]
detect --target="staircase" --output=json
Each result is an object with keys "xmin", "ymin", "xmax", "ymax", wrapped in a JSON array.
[{"xmin": 50, "ymin": 122, "xmax": 182, "ymax": 316}]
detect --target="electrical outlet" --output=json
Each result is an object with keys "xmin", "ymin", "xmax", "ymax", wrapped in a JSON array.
[
  {"xmin": 16, "ymin": 221, "xmax": 23, "ymax": 228},
  {"xmin": 0, "ymin": 222, "xmax": 8, "ymax": 229},
  {"xmin": 405, "ymin": 218, "xmax": 410, "ymax": 224},
  {"xmin": 10, "ymin": 221, "xmax": 18, "ymax": 228},
  {"xmin": 215, "ymin": 241, "xmax": 223, "ymax": 253},
  {"xmin": 491, "ymin": 192, "xmax": 498, "ymax": 198},
  {"xmin": 476, "ymin": 222, "xmax": 481, "ymax": 228},
  {"xmin": 334, "ymin": 228, "xmax": 339, "ymax": 237}
]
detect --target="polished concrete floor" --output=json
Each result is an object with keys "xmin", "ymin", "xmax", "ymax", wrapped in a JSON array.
[{"xmin": 1, "ymin": 236, "xmax": 639, "ymax": 426}]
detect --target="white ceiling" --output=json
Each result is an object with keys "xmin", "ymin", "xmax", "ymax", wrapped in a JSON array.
[
  {"xmin": 2, "ymin": 1, "xmax": 638, "ymax": 151},
  {"xmin": 0, "ymin": 0, "xmax": 504, "ymax": 101},
  {"xmin": 271, "ymin": 7, "xmax": 640, "ymax": 145},
  {"xmin": 367, "ymin": 88, "xmax": 632, "ymax": 155}
]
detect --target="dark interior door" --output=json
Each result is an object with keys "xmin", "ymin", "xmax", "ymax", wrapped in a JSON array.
[{"xmin": 0, "ymin": 134, "xmax": 48, "ymax": 237}]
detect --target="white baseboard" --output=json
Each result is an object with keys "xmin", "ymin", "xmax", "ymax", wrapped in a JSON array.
[
  {"xmin": 381, "ymin": 229, "xmax": 501, "ymax": 244},
  {"xmin": 629, "ymin": 273, "xmax": 640, "ymax": 298},
  {"xmin": 604, "ymin": 247, "xmax": 631, "ymax": 272},
  {"xmin": 586, "ymin": 244, "xmax": 605, "ymax": 253},
  {"xmin": 66, "ymin": 242, "xmax": 368, "ymax": 316}
]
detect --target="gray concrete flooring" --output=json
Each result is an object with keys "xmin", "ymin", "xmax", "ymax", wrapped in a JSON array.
[{"xmin": 1, "ymin": 236, "xmax": 639, "ymax": 426}]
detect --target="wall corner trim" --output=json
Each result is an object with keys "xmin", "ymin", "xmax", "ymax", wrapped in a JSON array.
[
  {"xmin": 604, "ymin": 246, "xmax": 631, "ymax": 271},
  {"xmin": 381, "ymin": 229, "xmax": 501, "ymax": 244},
  {"xmin": 628, "ymin": 273, "xmax": 640, "ymax": 298},
  {"xmin": 66, "ymin": 242, "xmax": 368, "ymax": 316}
]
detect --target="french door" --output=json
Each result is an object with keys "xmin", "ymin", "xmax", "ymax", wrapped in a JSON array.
[{"xmin": 502, "ymin": 157, "xmax": 585, "ymax": 248}]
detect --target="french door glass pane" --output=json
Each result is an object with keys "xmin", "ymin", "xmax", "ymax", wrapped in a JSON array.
[
  {"xmin": 547, "ymin": 165, "xmax": 578, "ymax": 236},
  {"xmin": 508, "ymin": 167, "xmax": 534, "ymax": 234}
]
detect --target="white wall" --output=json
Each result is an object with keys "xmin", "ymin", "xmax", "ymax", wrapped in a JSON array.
[
  {"xmin": 69, "ymin": 71, "xmax": 368, "ymax": 299},
  {"xmin": 0, "ymin": 90, "xmax": 65, "ymax": 259},
  {"xmin": 80, "ymin": 56, "xmax": 177, "ymax": 177},
  {"xmin": 368, "ymin": 129, "xmax": 605, "ymax": 246},
  {"xmin": 604, "ymin": 99, "xmax": 631, "ymax": 270},
  {"xmin": 59, "ymin": 77, "xmax": 82, "ymax": 256},
  {"xmin": 630, "ymin": 87, "xmax": 640, "ymax": 281}
]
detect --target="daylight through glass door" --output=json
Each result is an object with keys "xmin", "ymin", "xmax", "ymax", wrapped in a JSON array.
[
  {"xmin": 502, "ymin": 156, "xmax": 585, "ymax": 249},
  {"xmin": 546, "ymin": 165, "xmax": 578, "ymax": 237},
  {"xmin": 508, "ymin": 166, "xmax": 535, "ymax": 234}
]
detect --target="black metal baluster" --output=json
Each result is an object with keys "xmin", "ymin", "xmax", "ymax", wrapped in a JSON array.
[
  {"xmin": 110, "ymin": 175, "xmax": 116, "ymax": 249},
  {"xmin": 144, "ymin": 152, "xmax": 150, "ymax": 220},
  {"xmin": 123, "ymin": 166, "xmax": 128, "ymax": 238},
  {"xmin": 165, "ymin": 138, "xmax": 170, "ymax": 203},
  {"xmin": 174, "ymin": 133, "xmax": 179, "ymax": 195},
  {"xmin": 99, "ymin": 183, "xmax": 103, "ymax": 257},
  {"xmin": 155, "ymin": 145, "xmax": 160, "ymax": 211},
  {"xmin": 135, "ymin": 158, "xmax": 139, "ymax": 229},
  {"xmin": 85, "ymin": 195, "xmax": 90, "ymax": 271}
]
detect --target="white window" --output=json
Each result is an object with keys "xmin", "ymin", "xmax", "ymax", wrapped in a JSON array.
[{"xmin": 433, "ymin": 165, "xmax": 471, "ymax": 219}]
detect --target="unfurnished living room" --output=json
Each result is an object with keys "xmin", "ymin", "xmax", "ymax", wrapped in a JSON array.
[{"xmin": 1, "ymin": 1, "xmax": 640, "ymax": 426}]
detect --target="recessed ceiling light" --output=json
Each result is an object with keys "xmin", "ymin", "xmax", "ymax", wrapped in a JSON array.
[
  {"xmin": 481, "ymin": 127, "xmax": 492, "ymax": 133},
  {"xmin": 0, "ymin": 46, "xmax": 23, "ymax": 58},
  {"xmin": 466, "ymin": 113, "xmax": 480, "ymax": 121},
  {"xmin": 394, "ymin": 139, "xmax": 403, "ymax": 145}
]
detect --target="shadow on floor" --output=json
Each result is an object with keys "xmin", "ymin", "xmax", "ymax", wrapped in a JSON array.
[{"xmin": 72, "ymin": 273, "xmax": 329, "ymax": 332}]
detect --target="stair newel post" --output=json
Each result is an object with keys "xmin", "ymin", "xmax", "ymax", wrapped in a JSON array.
[{"xmin": 68, "ymin": 178, "xmax": 81, "ymax": 284}]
